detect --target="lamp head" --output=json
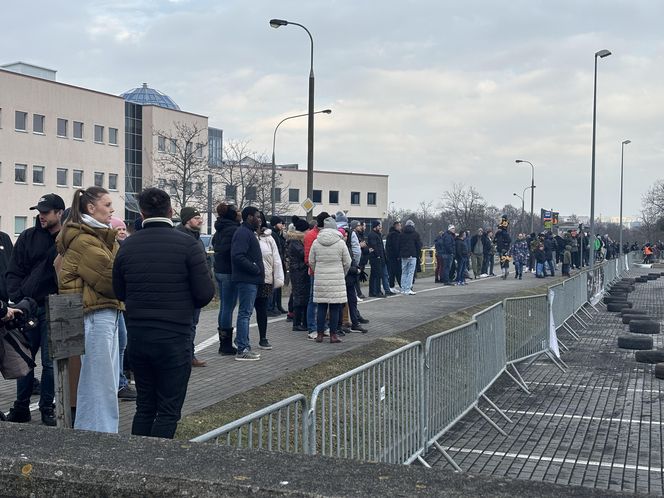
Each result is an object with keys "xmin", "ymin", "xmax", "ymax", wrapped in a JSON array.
[
  {"xmin": 595, "ymin": 49, "xmax": 611, "ymax": 58},
  {"xmin": 622, "ymin": 139, "xmax": 631, "ymax": 145},
  {"xmin": 321, "ymin": 109, "xmax": 332, "ymax": 114},
  {"xmin": 515, "ymin": 159, "xmax": 524, "ymax": 163},
  {"xmin": 270, "ymin": 19, "xmax": 288, "ymax": 28}
]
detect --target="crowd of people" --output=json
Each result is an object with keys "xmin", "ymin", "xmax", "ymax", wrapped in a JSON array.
[{"xmin": 1, "ymin": 189, "xmax": 662, "ymax": 438}]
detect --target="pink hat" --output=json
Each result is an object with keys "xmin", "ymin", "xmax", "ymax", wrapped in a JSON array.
[{"xmin": 110, "ymin": 217, "xmax": 126, "ymax": 229}]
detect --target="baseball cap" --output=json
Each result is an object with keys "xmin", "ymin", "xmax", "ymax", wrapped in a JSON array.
[{"xmin": 30, "ymin": 194, "xmax": 66, "ymax": 212}]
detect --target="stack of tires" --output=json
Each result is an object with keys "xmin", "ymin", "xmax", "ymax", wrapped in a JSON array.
[{"xmin": 604, "ymin": 280, "xmax": 635, "ymax": 313}]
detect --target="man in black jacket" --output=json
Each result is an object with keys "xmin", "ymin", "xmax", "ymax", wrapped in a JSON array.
[
  {"xmin": 113, "ymin": 188, "xmax": 215, "ymax": 439},
  {"xmin": 385, "ymin": 222, "xmax": 402, "ymax": 289},
  {"xmin": 231, "ymin": 206, "xmax": 264, "ymax": 362},
  {"xmin": 0, "ymin": 230, "xmax": 13, "ymax": 302},
  {"xmin": 5, "ymin": 193, "xmax": 64, "ymax": 427},
  {"xmin": 398, "ymin": 220, "xmax": 422, "ymax": 295},
  {"xmin": 367, "ymin": 222, "xmax": 393, "ymax": 297},
  {"xmin": 176, "ymin": 206, "xmax": 207, "ymax": 368}
]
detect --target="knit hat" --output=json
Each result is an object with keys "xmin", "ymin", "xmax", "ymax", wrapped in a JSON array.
[
  {"xmin": 448, "ymin": 224, "xmax": 455, "ymax": 231},
  {"xmin": 270, "ymin": 215, "xmax": 283, "ymax": 227},
  {"xmin": 350, "ymin": 220, "xmax": 360, "ymax": 230},
  {"xmin": 109, "ymin": 217, "xmax": 126, "ymax": 230},
  {"xmin": 316, "ymin": 211, "xmax": 330, "ymax": 228},
  {"xmin": 292, "ymin": 216, "xmax": 309, "ymax": 232},
  {"xmin": 373, "ymin": 220, "xmax": 382, "ymax": 228},
  {"xmin": 323, "ymin": 217, "xmax": 337, "ymax": 230},
  {"xmin": 405, "ymin": 219, "xmax": 415, "ymax": 227},
  {"xmin": 335, "ymin": 211, "xmax": 349, "ymax": 228},
  {"xmin": 180, "ymin": 207, "xmax": 200, "ymax": 225}
]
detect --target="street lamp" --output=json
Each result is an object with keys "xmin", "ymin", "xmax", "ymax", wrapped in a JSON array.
[
  {"xmin": 589, "ymin": 48, "xmax": 612, "ymax": 271},
  {"xmin": 270, "ymin": 18, "xmax": 316, "ymax": 222},
  {"xmin": 271, "ymin": 109, "xmax": 332, "ymax": 215},
  {"xmin": 513, "ymin": 185, "xmax": 534, "ymax": 234},
  {"xmin": 515, "ymin": 160, "xmax": 535, "ymax": 233},
  {"xmin": 619, "ymin": 139, "xmax": 631, "ymax": 257}
]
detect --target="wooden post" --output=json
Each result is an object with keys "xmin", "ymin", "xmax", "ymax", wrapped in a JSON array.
[{"xmin": 46, "ymin": 294, "xmax": 85, "ymax": 429}]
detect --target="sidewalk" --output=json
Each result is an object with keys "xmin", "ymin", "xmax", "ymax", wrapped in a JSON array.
[{"xmin": 0, "ymin": 270, "xmax": 560, "ymax": 433}]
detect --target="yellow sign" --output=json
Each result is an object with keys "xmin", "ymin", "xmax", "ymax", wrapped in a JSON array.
[{"xmin": 301, "ymin": 198, "xmax": 315, "ymax": 212}]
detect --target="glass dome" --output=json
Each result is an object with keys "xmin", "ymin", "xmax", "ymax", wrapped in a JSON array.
[{"xmin": 120, "ymin": 83, "xmax": 180, "ymax": 110}]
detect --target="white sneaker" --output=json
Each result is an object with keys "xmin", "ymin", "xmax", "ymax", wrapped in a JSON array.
[
  {"xmin": 480, "ymin": 273, "xmax": 488, "ymax": 278},
  {"xmin": 356, "ymin": 296, "xmax": 364, "ymax": 302},
  {"xmin": 390, "ymin": 287, "xmax": 398, "ymax": 294},
  {"xmin": 407, "ymin": 290, "xmax": 416, "ymax": 295},
  {"xmin": 307, "ymin": 332, "xmax": 318, "ymax": 340},
  {"xmin": 323, "ymin": 329, "xmax": 330, "ymax": 337}
]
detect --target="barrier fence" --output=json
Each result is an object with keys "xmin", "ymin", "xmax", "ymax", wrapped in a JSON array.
[{"xmin": 193, "ymin": 254, "xmax": 636, "ymax": 469}]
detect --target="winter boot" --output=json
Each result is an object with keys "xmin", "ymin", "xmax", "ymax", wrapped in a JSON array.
[
  {"xmin": 315, "ymin": 332, "xmax": 325, "ymax": 343},
  {"xmin": 329, "ymin": 332, "xmax": 342, "ymax": 344},
  {"xmin": 218, "ymin": 328, "xmax": 237, "ymax": 356}
]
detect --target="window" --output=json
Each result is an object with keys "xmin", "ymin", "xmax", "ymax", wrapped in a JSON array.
[
  {"xmin": 158, "ymin": 136, "xmax": 166, "ymax": 152},
  {"xmin": 14, "ymin": 164, "xmax": 27, "ymax": 183},
  {"xmin": 15, "ymin": 111, "xmax": 27, "ymax": 131},
  {"xmin": 109, "ymin": 127, "xmax": 118, "ymax": 145},
  {"xmin": 186, "ymin": 142, "xmax": 193, "ymax": 155},
  {"xmin": 94, "ymin": 125, "xmax": 104, "ymax": 143},
  {"xmin": 57, "ymin": 168, "xmax": 68, "ymax": 186},
  {"xmin": 367, "ymin": 192, "xmax": 377, "ymax": 206},
  {"xmin": 33, "ymin": 114, "xmax": 45, "ymax": 134},
  {"xmin": 225, "ymin": 184, "xmax": 237, "ymax": 200},
  {"xmin": 196, "ymin": 143, "xmax": 204, "ymax": 158},
  {"xmin": 289, "ymin": 188, "xmax": 300, "ymax": 203},
  {"xmin": 351, "ymin": 191, "xmax": 360, "ymax": 205},
  {"xmin": 109, "ymin": 173, "xmax": 118, "ymax": 190},
  {"xmin": 169, "ymin": 139, "xmax": 177, "ymax": 154},
  {"xmin": 33, "ymin": 165, "xmax": 45, "ymax": 184},
  {"xmin": 329, "ymin": 190, "xmax": 339, "ymax": 204},
  {"xmin": 73, "ymin": 121, "xmax": 84, "ymax": 139},
  {"xmin": 312, "ymin": 189, "xmax": 322, "ymax": 203},
  {"xmin": 157, "ymin": 178, "xmax": 166, "ymax": 189},
  {"xmin": 73, "ymin": 169, "xmax": 83, "ymax": 187},
  {"xmin": 245, "ymin": 185, "xmax": 257, "ymax": 201},
  {"xmin": 272, "ymin": 187, "xmax": 282, "ymax": 203},
  {"xmin": 14, "ymin": 216, "xmax": 27, "ymax": 236},
  {"xmin": 94, "ymin": 172, "xmax": 104, "ymax": 187},
  {"xmin": 57, "ymin": 118, "xmax": 68, "ymax": 137}
]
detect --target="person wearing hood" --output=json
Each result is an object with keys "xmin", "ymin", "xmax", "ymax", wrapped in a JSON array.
[
  {"xmin": 309, "ymin": 217, "xmax": 351, "ymax": 343},
  {"xmin": 398, "ymin": 220, "xmax": 422, "ymax": 295},
  {"xmin": 304, "ymin": 212, "xmax": 330, "ymax": 339},
  {"xmin": 212, "ymin": 203, "xmax": 240, "ymax": 356},
  {"xmin": 254, "ymin": 212, "xmax": 284, "ymax": 350},
  {"xmin": 57, "ymin": 187, "xmax": 121, "ymax": 433},
  {"xmin": 176, "ymin": 207, "xmax": 207, "ymax": 367},
  {"xmin": 508, "ymin": 233, "xmax": 529, "ymax": 280},
  {"xmin": 268, "ymin": 215, "xmax": 288, "ymax": 316},
  {"xmin": 286, "ymin": 216, "xmax": 311, "ymax": 332}
]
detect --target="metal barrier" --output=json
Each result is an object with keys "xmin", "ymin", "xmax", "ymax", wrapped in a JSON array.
[
  {"xmin": 191, "ymin": 394, "xmax": 309, "ymax": 454},
  {"xmin": 308, "ymin": 342, "xmax": 425, "ymax": 466},
  {"xmin": 505, "ymin": 295, "xmax": 550, "ymax": 364},
  {"xmin": 473, "ymin": 302, "xmax": 507, "ymax": 395}
]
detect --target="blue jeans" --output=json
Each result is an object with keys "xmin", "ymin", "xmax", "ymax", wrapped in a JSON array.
[
  {"xmin": 546, "ymin": 259, "xmax": 555, "ymax": 276},
  {"xmin": 235, "ymin": 282, "xmax": 258, "ymax": 352},
  {"xmin": 381, "ymin": 262, "xmax": 391, "ymax": 292},
  {"xmin": 215, "ymin": 273, "xmax": 237, "ymax": 330},
  {"xmin": 401, "ymin": 257, "xmax": 416, "ymax": 292},
  {"xmin": 15, "ymin": 306, "xmax": 54, "ymax": 410},
  {"xmin": 307, "ymin": 275, "xmax": 316, "ymax": 332},
  {"xmin": 456, "ymin": 258, "xmax": 467, "ymax": 283},
  {"xmin": 75, "ymin": 308, "xmax": 120, "ymax": 433},
  {"xmin": 118, "ymin": 312, "xmax": 128, "ymax": 389},
  {"xmin": 441, "ymin": 254, "xmax": 453, "ymax": 284},
  {"xmin": 515, "ymin": 261, "xmax": 524, "ymax": 278}
]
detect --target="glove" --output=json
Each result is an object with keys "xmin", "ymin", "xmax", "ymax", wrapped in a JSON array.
[{"xmin": 359, "ymin": 270, "xmax": 368, "ymax": 283}]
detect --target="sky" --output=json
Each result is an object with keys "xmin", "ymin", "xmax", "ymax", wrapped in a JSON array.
[{"xmin": 3, "ymin": 0, "xmax": 663, "ymax": 219}]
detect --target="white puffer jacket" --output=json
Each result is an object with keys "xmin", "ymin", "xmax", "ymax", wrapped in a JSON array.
[
  {"xmin": 309, "ymin": 228, "xmax": 351, "ymax": 303},
  {"xmin": 259, "ymin": 229, "xmax": 284, "ymax": 288}
]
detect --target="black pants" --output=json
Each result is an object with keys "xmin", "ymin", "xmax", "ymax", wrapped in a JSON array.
[
  {"xmin": 129, "ymin": 335, "xmax": 191, "ymax": 439},
  {"xmin": 346, "ymin": 275, "xmax": 359, "ymax": 325},
  {"xmin": 369, "ymin": 257, "xmax": 383, "ymax": 295},
  {"xmin": 388, "ymin": 258, "xmax": 402, "ymax": 287},
  {"xmin": 254, "ymin": 295, "xmax": 268, "ymax": 341},
  {"xmin": 293, "ymin": 305, "xmax": 307, "ymax": 328}
]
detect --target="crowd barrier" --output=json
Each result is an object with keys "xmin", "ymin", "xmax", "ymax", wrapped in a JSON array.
[{"xmin": 192, "ymin": 254, "xmax": 636, "ymax": 470}]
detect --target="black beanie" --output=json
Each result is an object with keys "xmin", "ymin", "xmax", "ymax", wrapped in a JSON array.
[
  {"xmin": 316, "ymin": 211, "xmax": 330, "ymax": 228},
  {"xmin": 292, "ymin": 216, "xmax": 309, "ymax": 232},
  {"xmin": 270, "ymin": 215, "xmax": 283, "ymax": 227}
]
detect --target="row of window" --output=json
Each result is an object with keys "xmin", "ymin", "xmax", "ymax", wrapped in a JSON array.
[
  {"xmin": 157, "ymin": 136, "xmax": 204, "ymax": 158},
  {"xmin": 221, "ymin": 185, "xmax": 378, "ymax": 206},
  {"xmin": 10, "ymin": 109, "xmax": 118, "ymax": 145},
  {"xmin": 4, "ymin": 162, "xmax": 117, "ymax": 190}
]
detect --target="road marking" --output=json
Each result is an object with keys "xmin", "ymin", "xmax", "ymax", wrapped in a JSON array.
[
  {"xmin": 502, "ymin": 409, "xmax": 664, "ymax": 426},
  {"xmin": 445, "ymin": 446, "xmax": 663, "ymax": 473}
]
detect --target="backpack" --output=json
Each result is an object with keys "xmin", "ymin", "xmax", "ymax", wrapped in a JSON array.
[{"xmin": 0, "ymin": 326, "xmax": 36, "ymax": 379}]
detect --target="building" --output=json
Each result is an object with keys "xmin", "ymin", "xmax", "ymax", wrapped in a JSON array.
[{"xmin": 1, "ymin": 62, "xmax": 388, "ymax": 238}]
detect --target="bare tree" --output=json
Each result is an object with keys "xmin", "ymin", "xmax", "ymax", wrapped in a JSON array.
[
  {"xmin": 215, "ymin": 139, "xmax": 291, "ymax": 215},
  {"xmin": 152, "ymin": 121, "xmax": 209, "ymax": 212},
  {"xmin": 639, "ymin": 180, "xmax": 664, "ymax": 243},
  {"xmin": 439, "ymin": 183, "xmax": 487, "ymax": 232}
]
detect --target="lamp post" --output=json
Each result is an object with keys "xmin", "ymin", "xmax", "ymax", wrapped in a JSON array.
[
  {"xmin": 515, "ymin": 160, "xmax": 535, "ymax": 233},
  {"xmin": 619, "ymin": 139, "xmax": 631, "ymax": 257},
  {"xmin": 271, "ymin": 109, "xmax": 332, "ymax": 215},
  {"xmin": 270, "ymin": 18, "xmax": 316, "ymax": 222},
  {"xmin": 513, "ymin": 186, "xmax": 534, "ymax": 234},
  {"xmin": 589, "ymin": 49, "xmax": 612, "ymax": 272}
]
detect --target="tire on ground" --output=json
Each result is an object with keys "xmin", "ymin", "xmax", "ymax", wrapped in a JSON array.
[
  {"xmin": 636, "ymin": 276, "xmax": 648, "ymax": 283},
  {"xmin": 607, "ymin": 302, "xmax": 632, "ymax": 312},
  {"xmin": 617, "ymin": 335, "xmax": 653, "ymax": 350},
  {"xmin": 655, "ymin": 363, "xmax": 664, "ymax": 379},
  {"xmin": 619, "ymin": 309, "xmax": 648, "ymax": 317},
  {"xmin": 629, "ymin": 320, "xmax": 660, "ymax": 334},
  {"xmin": 622, "ymin": 314, "xmax": 654, "ymax": 324},
  {"xmin": 620, "ymin": 278, "xmax": 636, "ymax": 284},
  {"xmin": 647, "ymin": 274, "xmax": 659, "ymax": 280},
  {"xmin": 635, "ymin": 350, "xmax": 664, "ymax": 364},
  {"xmin": 604, "ymin": 296, "xmax": 630, "ymax": 304}
]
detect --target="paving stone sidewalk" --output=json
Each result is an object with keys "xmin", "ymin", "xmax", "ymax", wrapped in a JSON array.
[
  {"xmin": 430, "ymin": 268, "xmax": 664, "ymax": 495},
  {"xmin": 0, "ymin": 269, "xmax": 557, "ymax": 433}
]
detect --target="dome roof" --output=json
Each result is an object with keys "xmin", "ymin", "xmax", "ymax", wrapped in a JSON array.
[{"xmin": 120, "ymin": 83, "xmax": 180, "ymax": 110}]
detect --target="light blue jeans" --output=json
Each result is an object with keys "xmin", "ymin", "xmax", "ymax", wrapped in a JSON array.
[
  {"xmin": 401, "ymin": 257, "xmax": 416, "ymax": 292},
  {"xmin": 235, "ymin": 282, "xmax": 258, "ymax": 353},
  {"xmin": 75, "ymin": 308, "xmax": 120, "ymax": 434},
  {"xmin": 118, "ymin": 312, "xmax": 128, "ymax": 390}
]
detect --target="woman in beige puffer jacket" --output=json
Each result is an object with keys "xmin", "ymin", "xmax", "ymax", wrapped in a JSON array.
[{"xmin": 309, "ymin": 217, "xmax": 351, "ymax": 343}]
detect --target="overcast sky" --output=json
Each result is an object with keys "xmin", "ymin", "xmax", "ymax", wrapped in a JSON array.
[{"xmin": 4, "ymin": 0, "xmax": 663, "ymax": 219}]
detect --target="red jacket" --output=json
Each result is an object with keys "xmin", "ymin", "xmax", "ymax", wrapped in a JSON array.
[{"xmin": 304, "ymin": 226, "xmax": 320, "ymax": 274}]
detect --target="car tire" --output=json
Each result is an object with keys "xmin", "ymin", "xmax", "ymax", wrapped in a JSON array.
[
  {"xmin": 617, "ymin": 335, "xmax": 653, "ymax": 350},
  {"xmin": 655, "ymin": 363, "xmax": 664, "ymax": 379},
  {"xmin": 629, "ymin": 320, "xmax": 660, "ymax": 334},
  {"xmin": 607, "ymin": 302, "xmax": 632, "ymax": 312},
  {"xmin": 622, "ymin": 314, "xmax": 654, "ymax": 324},
  {"xmin": 635, "ymin": 351, "xmax": 664, "ymax": 364}
]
